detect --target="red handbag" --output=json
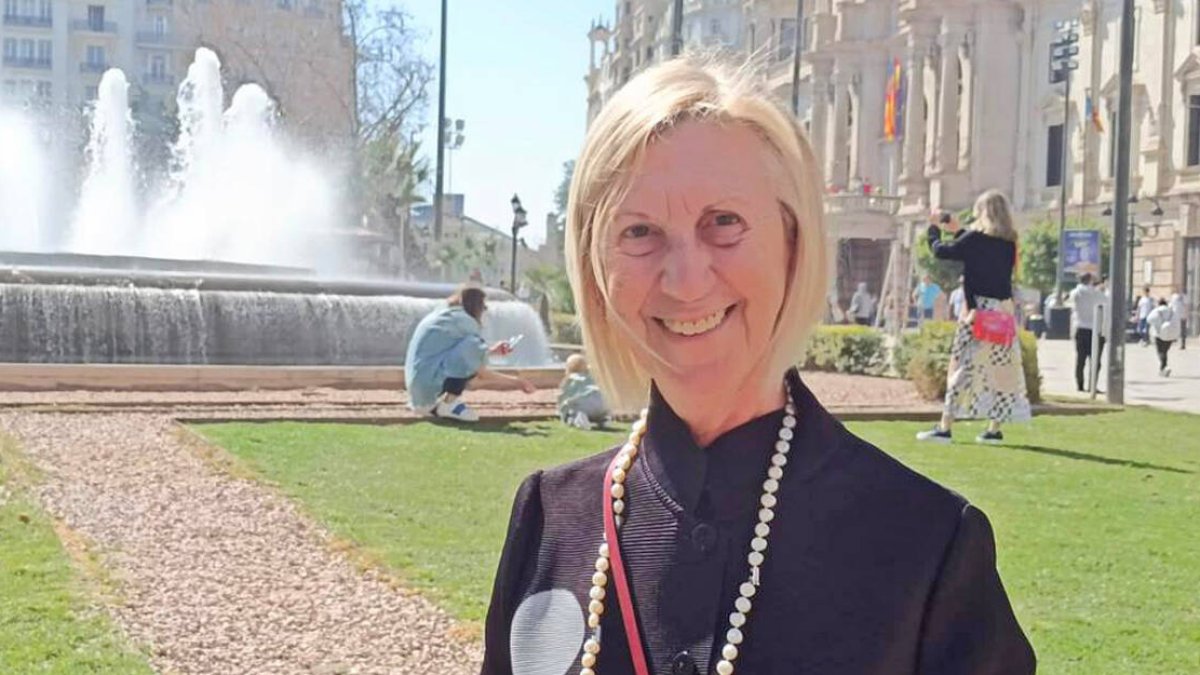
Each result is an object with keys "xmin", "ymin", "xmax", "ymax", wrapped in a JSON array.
[{"xmin": 972, "ymin": 309, "xmax": 1017, "ymax": 347}]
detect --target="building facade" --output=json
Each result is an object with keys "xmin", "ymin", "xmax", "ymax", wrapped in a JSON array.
[
  {"xmin": 586, "ymin": 0, "xmax": 1200, "ymax": 331},
  {"xmin": 0, "ymin": 0, "xmax": 352, "ymax": 144}
]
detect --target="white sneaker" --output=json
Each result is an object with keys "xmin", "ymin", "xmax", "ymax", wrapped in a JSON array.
[
  {"xmin": 570, "ymin": 411, "xmax": 593, "ymax": 431},
  {"xmin": 434, "ymin": 397, "xmax": 479, "ymax": 422},
  {"xmin": 1162, "ymin": 367, "xmax": 1171, "ymax": 378}
]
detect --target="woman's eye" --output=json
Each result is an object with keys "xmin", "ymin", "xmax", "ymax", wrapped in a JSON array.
[
  {"xmin": 617, "ymin": 223, "xmax": 662, "ymax": 256},
  {"xmin": 705, "ymin": 211, "xmax": 748, "ymax": 245}
]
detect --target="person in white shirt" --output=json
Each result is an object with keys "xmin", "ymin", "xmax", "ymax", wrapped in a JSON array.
[
  {"xmin": 848, "ymin": 282, "xmax": 877, "ymax": 326},
  {"xmin": 1068, "ymin": 273, "xmax": 1107, "ymax": 392},
  {"xmin": 1135, "ymin": 287, "xmax": 1155, "ymax": 345},
  {"xmin": 1147, "ymin": 299, "xmax": 1182, "ymax": 376},
  {"xmin": 1168, "ymin": 291, "xmax": 1189, "ymax": 350},
  {"xmin": 949, "ymin": 276, "xmax": 966, "ymax": 321}
]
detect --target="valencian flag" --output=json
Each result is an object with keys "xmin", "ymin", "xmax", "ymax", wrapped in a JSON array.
[
  {"xmin": 1085, "ymin": 95, "xmax": 1105, "ymax": 132},
  {"xmin": 884, "ymin": 57, "xmax": 904, "ymax": 141}
]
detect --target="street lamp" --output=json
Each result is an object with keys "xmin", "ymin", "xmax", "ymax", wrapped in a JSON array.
[
  {"xmin": 1102, "ymin": 195, "xmax": 1164, "ymax": 323},
  {"xmin": 1050, "ymin": 19, "xmax": 1080, "ymax": 304},
  {"xmin": 510, "ymin": 194, "xmax": 528, "ymax": 293}
]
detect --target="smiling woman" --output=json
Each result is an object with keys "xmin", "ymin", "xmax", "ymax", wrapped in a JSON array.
[{"xmin": 480, "ymin": 58, "xmax": 1036, "ymax": 675}]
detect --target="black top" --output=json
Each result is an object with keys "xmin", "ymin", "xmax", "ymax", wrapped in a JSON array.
[
  {"xmin": 928, "ymin": 226, "xmax": 1017, "ymax": 309},
  {"xmin": 481, "ymin": 369, "xmax": 1035, "ymax": 675}
]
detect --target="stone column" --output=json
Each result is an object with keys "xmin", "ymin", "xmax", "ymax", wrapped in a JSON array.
[
  {"xmin": 828, "ymin": 67, "xmax": 853, "ymax": 188},
  {"xmin": 810, "ymin": 60, "xmax": 833, "ymax": 184},
  {"xmin": 857, "ymin": 59, "xmax": 887, "ymax": 187},
  {"xmin": 957, "ymin": 32, "xmax": 974, "ymax": 171},
  {"xmin": 935, "ymin": 18, "xmax": 966, "ymax": 173},
  {"xmin": 900, "ymin": 24, "xmax": 934, "ymax": 190}
]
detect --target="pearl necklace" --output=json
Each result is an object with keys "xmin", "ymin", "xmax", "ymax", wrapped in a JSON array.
[{"xmin": 580, "ymin": 382, "xmax": 797, "ymax": 675}]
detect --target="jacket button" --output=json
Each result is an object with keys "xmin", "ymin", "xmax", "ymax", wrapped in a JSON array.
[
  {"xmin": 690, "ymin": 522, "xmax": 717, "ymax": 554},
  {"xmin": 670, "ymin": 650, "xmax": 698, "ymax": 675}
]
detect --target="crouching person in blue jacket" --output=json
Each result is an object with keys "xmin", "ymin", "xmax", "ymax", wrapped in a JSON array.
[{"xmin": 405, "ymin": 286, "xmax": 536, "ymax": 423}]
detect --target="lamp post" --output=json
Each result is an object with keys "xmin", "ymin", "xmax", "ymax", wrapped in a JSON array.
[
  {"xmin": 433, "ymin": 0, "xmax": 448, "ymax": 241},
  {"xmin": 1107, "ymin": 0, "xmax": 1135, "ymax": 404},
  {"xmin": 791, "ymin": 0, "xmax": 805, "ymax": 117},
  {"xmin": 510, "ymin": 194, "xmax": 528, "ymax": 293},
  {"xmin": 671, "ymin": 0, "xmax": 684, "ymax": 56},
  {"xmin": 1050, "ymin": 20, "xmax": 1080, "ymax": 304}
]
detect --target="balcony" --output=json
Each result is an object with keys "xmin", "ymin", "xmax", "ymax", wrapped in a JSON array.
[
  {"xmin": 79, "ymin": 61, "xmax": 109, "ymax": 73},
  {"xmin": 2, "ymin": 14, "xmax": 52, "ymax": 28},
  {"xmin": 142, "ymin": 72, "xmax": 175, "ymax": 86},
  {"xmin": 136, "ymin": 30, "xmax": 179, "ymax": 46},
  {"xmin": 2, "ymin": 56, "xmax": 51, "ymax": 69},
  {"xmin": 71, "ymin": 19, "xmax": 117, "ymax": 33}
]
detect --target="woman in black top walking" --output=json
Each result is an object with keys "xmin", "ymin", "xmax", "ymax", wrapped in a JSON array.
[{"xmin": 917, "ymin": 190, "xmax": 1031, "ymax": 444}]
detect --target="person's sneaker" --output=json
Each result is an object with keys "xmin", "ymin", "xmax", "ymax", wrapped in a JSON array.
[
  {"xmin": 915, "ymin": 427, "xmax": 952, "ymax": 443},
  {"xmin": 570, "ymin": 411, "xmax": 593, "ymax": 431},
  {"xmin": 434, "ymin": 397, "xmax": 479, "ymax": 422},
  {"xmin": 976, "ymin": 430, "xmax": 1004, "ymax": 444},
  {"xmin": 1162, "ymin": 367, "xmax": 1172, "ymax": 378}
]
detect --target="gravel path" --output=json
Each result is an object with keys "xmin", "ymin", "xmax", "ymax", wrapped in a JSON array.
[
  {"xmin": 0, "ymin": 412, "xmax": 481, "ymax": 675},
  {"xmin": 0, "ymin": 372, "xmax": 927, "ymax": 673}
]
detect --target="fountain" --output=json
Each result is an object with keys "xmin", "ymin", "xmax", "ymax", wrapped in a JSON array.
[{"xmin": 0, "ymin": 49, "xmax": 555, "ymax": 372}]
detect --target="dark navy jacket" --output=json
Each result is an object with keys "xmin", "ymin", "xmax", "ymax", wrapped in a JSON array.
[{"xmin": 482, "ymin": 369, "xmax": 1035, "ymax": 674}]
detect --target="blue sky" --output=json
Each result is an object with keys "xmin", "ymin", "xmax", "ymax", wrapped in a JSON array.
[{"xmin": 405, "ymin": 0, "xmax": 613, "ymax": 246}]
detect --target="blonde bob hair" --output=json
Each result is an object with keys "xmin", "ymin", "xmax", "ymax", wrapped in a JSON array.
[
  {"xmin": 564, "ymin": 57, "xmax": 829, "ymax": 411},
  {"xmin": 972, "ymin": 189, "xmax": 1018, "ymax": 242}
]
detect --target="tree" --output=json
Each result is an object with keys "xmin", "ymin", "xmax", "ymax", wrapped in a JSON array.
[
  {"xmin": 1017, "ymin": 217, "xmax": 1111, "ymax": 296},
  {"xmin": 343, "ymin": 0, "xmax": 434, "ymax": 276},
  {"xmin": 524, "ymin": 264, "xmax": 575, "ymax": 314},
  {"xmin": 546, "ymin": 160, "xmax": 574, "ymax": 259}
]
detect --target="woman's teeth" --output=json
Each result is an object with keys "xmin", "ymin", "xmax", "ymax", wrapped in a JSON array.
[{"xmin": 661, "ymin": 307, "xmax": 728, "ymax": 336}]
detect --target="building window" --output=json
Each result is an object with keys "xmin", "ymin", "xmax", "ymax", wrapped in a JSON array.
[
  {"xmin": 153, "ymin": 14, "xmax": 167, "ymax": 35},
  {"xmin": 36, "ymin": 38, "xmax": 49, "ymax": 64},
  {"xmin": 86, "ymin": 44, "xmax": 105, "ymax": 66},
  {"xmin": 2, "ymin": 39, "xmax": 15, "ymax": 60},
  {"xmin": 18, "ymin": 38, "xmax": 33, "ymax": 59},
  {"xmin": 1188, "ymin": 95, "xmax": 1200, "ymax": 166},
  {"xmin": 277, "ymin": 0, "xmax": 292, "ymax": 9},
  {"xmin": 777, "ymin": 18, "xmax": 796, "ymax": 62},
  {"xmin": 86, "ymin": 5, "xmax": 104, "ymax": 30},
  {"xmin": 1046, "ymin": 123, "xmax": 1064, "ymax": 187},
  {"xmin": 2, "ymin": 0, "xmax": 15, "ymax": 17},
  {"xmin": 150, "ymin": 53, "xmax": 166, "ymax": 77},
  {"xmin": 645, "ymin": 46, "xmax": 653, "ymax": 63},
  {"xmin": 85, "ymin": 85, "xmax": 98, "ymax": 100}
]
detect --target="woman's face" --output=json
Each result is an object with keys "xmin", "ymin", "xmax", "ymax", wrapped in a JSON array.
[{"xmin": 601, "ymin": 120, "xmax": 792, "ymax": 389}]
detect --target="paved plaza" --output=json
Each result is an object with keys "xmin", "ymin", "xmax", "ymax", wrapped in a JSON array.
[{"xmin": 1037, "ymin": 337, "xmax": 1200, "ymax": 414}]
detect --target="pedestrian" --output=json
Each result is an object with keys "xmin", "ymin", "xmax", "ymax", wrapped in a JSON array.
[
  {"xmin": 1147, "ymin": 298, "xmax": 1182, "ymax": 377},
  {"xmin": 1067, "ymin": 272, "xmax": 1107, "ymax": 392},
  {"xmin": 917, "ymin": 191, "xmax": 1030, "ymax": 444},
  {"xmin": 1169, "ymin": 289, "xmax": 1188, "ymax": 350},
  {"xmin": 913, "ymin": 273, "xmax": 942, "ymax": 324},
  {"xmin": 404, "ymin": 286, "xmax": 536, "ymax": 422},
  {"xmin": 482, "ymin": 59, "xmax": 1033, "ymax": 675},
  {"xmin": 848, "ymin": 281, "xmax": 876, "ymax": 326},
  {"xmin": 949, "ymin": 275, "xmax": 966, "ymax": 321},
  {"xmin": 1136, "ymin": 286, "xmax": 1154, "ymax": 345},
  {"xmin": 557, "ymin": 354, "xmax": 610, "ymax": 430}
]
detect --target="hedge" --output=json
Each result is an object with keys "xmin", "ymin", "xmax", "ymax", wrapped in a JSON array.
[
  {"xmin": 896, "ymin": 321, "xmax": 1041, "ymax": 403},
  {"xmin": 801, "ymin": 325, "xmax": 887, "ymax": 376}
]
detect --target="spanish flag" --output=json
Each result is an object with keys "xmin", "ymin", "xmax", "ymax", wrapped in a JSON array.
[
  {"xmin": 1085, "ymin": 95, "xmax": 1104, "ymax": 132},
  {"xmin": 884, "ymin": 58, "xmax": 904, "ymax": 142}
]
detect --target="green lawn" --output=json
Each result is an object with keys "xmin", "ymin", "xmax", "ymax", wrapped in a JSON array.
[
  {"xmin": 197, "ymin": 410, "xmax": 1200, "ymax": 673},
  {"xmin": 0, "ymin": 439, "xmax": 153, "ymax": 674}
]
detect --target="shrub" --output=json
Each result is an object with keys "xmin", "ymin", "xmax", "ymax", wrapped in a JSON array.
[
  {"xmin": 550, "ymin": 312, "xmax": 582, "ymax": 345},
  {"xmin": 897, "ymin": 321, "xmax": 1041, "ymax": 403},
  {"xmin": 802, "ymin": 325, "xmax": 887, "ymax": 376}
]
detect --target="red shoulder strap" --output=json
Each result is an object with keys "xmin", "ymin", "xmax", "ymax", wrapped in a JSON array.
[{"xmin": 603, "ymin": 454, "xmax": 651, "ymax": 675}]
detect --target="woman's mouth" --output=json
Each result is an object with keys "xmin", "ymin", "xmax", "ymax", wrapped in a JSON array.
[{"xmin": 657, "ymin": 305, "xmax": 735, "ymax": 337}]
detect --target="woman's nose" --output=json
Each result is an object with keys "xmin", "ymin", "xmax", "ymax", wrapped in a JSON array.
[{"xmin": 659, "ymin": 239, "xmax": 714, "ymax": 304}]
